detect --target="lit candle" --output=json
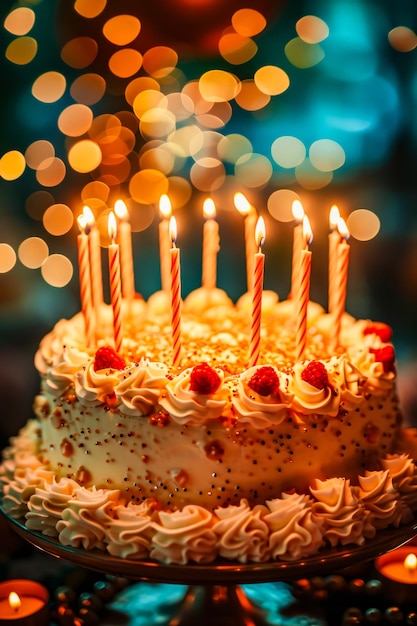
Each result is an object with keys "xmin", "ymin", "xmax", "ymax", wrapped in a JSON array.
[
  {"xmin": 108, "ymin": 211, "xmax": 123, "ymax": 353},
  {"xmin": 114, "ymin": 199, "xmax": 135, "ymax": 302},
  {"xmin": 328, "ymin": 204, "xmax": 342, "ymax": 314},
  {"xmin": 375, "ymin": 547, "xmax": 417, "ymax": 604},
  {"xmin": 77, "ymin": 214, "xmax": 95, "ymax": 347},
  {"xmin": 295, "ymin": 216, "xmax": 312, "ymax": 361},
  {"xmin": 82, "ymin": 205, "xmax": 103, "ymax": 312},
  {"xmin": 234, "ymin": 192, "xmax": 257, "ymax": 292},
  {"xmin": 249, "ymin": 216, "xmax": 266, "ymax": 367},
  {"xmin": 290, "ymin": 199, "xmax": 305, "ymax": 299},
  {"xmin": 159, "ymin": 194, "xmax": 172, "ymax": 292},
  {"xmin": 332, "ymin": 217, "xmax": 350, "ymax": 349},
  {"xmin": 202, "ymin": 198, "xmax": 220, "ymax": 289},
  {"xmin": 0, "ymin": 579, "xmax": 49, "ymax": 624},
  {"xmin": 169, "ymin": 216, "xmax": 182, "ymax": 368}
]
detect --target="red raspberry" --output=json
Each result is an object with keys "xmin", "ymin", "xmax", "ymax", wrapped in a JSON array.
[
  {"xmin": 301, "ymin": 361, "xmax": 329, "ymax": 389},
  {"xmin": 189, "ymin": 363, "xmax": 221, "ymax": 395},
  {"xmin": 364, "ymin": 323, "xmax": 392, "ymax": 343},
  {"xmin": 370, "ymin": 345, "xmax": 396, "ymax": 373},
  {"xmin": 248, "ymin": 366, "xmax": 280, "ymax": 397},
  {"xmin": 94, "ymin": 346, "xmax": 126, "ymax": 371}
]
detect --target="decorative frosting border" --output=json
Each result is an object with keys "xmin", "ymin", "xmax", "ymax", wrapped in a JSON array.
[{"xmin": 1, "ymin": 421, "xmax": 417, "ymax": 565}]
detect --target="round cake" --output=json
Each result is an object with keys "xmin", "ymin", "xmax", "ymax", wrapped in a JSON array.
[{"xmin": 2, "ymin": 287, "xmax": 417, "ymax": 564}]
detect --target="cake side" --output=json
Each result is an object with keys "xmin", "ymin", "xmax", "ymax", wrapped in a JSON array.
[{"xmin": 1, "ymin": 292, "xmax": 417, "ymax": 564}]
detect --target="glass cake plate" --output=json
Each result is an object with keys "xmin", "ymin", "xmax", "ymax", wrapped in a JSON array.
[{"xmin": 2, "ymin": 507, "xmax": 417, "ymax": 625}]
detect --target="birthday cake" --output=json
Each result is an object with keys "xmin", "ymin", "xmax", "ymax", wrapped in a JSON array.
[{"xmin": 1, "ymin": 286, "xmax": 417, "ymax": 564}]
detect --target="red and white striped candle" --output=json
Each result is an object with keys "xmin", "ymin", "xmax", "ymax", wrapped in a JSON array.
[
  {"xmin": 234, "ymin": 192, "xmax": 257, "ymax": 292},
  {"xmin": 82, "ymin": 205, "xmax": 103, "ymax": 313},
  {"xmin": 114, "ymin": 199, "xmax": 135, "ymax": 302},
  {"xmin": 328, "ymin": 204, "xmax": 342, "ymax": 314},
  {"xmin": 169, "ymin": 216, "xmax": 182, "ymax": 368},
  {"xmin": 202, "ymin": 198, "xmax": 220, "ymax": 289},
  {"xmin": 290, "ymin": 199, "xmax": 305, "ymax": 300},
  {"xmin": 159, "ymin": 195, "xmax": 172, "ymax": 292},
  {"xmin": 108, "ymin": 212, "xmax": 123, "ymax": 353},
  {"xmin": 249, "ymin": 216, "xmax": 266, "ymax": 367},
  {"xmin": 295, "ymin": 216, "xmax": 312, "ymax": 361},
  {"xmin": 77, "ymin": 214, "xmax": 95, "ymax": 346},
  {"xmin": 332, "ymin": 217, "xmax": 350, "ymax": 348}
]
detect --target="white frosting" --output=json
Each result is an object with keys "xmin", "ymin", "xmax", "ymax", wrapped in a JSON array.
[
  {"xmin": 291, "ymin": 362, "xmax": 340, "ymax": 418},
  {"xmin": 116, "ymin": 359, "xmax": 169, "ymax": 416},
  {"xmin": 159, "ymin": 366, "xmax": 230, "ymax": 426},
  {"xmin": 106, "ymin": 500, "xmax": 157, "ymax": 559}
]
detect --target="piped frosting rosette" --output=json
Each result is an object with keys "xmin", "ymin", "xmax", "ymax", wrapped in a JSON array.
[
  {"xmin": 349, "ymin": 347, "xmax": 395, "ymax": 395},
  {"xmin": 26, "ymin": 476, "xmax": 80, "ymax": 537},
  {"xmin": 381, "ymin": 454, "xmax": 417, "ymax": 510},
  {"xmin": 56, "ymin": 487, "xmax": 121, "ymax": 551},
  {"xmin": 41, "ymin": 345, "xmax": 90, "ymax": 397},
  {"xmin": 115, "ymin": 359, "xmax": 169, "ymax": 416},
  {"xmin": 213, "ymin": 498, "xmax": 270, "ymax": 563},
  {"xmin": 74, "ymin": 359, "xmax": 123, "ymax": 406},
  {"xmin": 264, "ymin": 493, "xmax": 324, "ymax": 561},
  {"xmin": 159, "ymin": 365, "xmax": 230, "ymax": 426},
  {"xmin": 106, "ymin": 500, "xmax": 159, "ymax": 559},
  {"xmin": 150, "ymin": 505, "xmax": 217, "ymax": 564},
  {"xmin": 357, "ymin": 470, "xmax": 406, "ymax": 530},
  {"xmin": 291, "ymin": 361, "xmax": 340, "ymax": 418},
  {"xmin": 34, "ymin": 315, "xmax": 86, "ymax": 375},
  {"xmin": 1, "ymin": 466, "xmax": 55, "ymax": 519},
  {"xmin": 232, "ymin": 366, "xmax": 293, "ymax": 428},
  {"xmin": 310, "ymin": 477, "xmax": 374, "ymax": 547}
]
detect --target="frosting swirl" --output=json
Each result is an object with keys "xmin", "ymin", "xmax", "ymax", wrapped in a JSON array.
[
  {"xmin": 116, "ymin": 359, "xmax": 169, "ymax": 416},
  {"xmin": 213, "ymin": 499, "xmax": 270, "ymax": 563},
  {"xmin": 106, "ymin": 500, "xmax": 158, "ymax": 559},
  {"xmin": 291, "ymin": 362, "xmax": 340, "ymax": 418},
  {"xmin": 151, "ymin": 505, "xmax": 217, "ymax": 564},
  {"xmin": 159, "ymin": 367, "xmax": 230, "ymax": 426}
]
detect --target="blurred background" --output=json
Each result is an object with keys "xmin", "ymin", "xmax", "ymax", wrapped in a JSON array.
[{"xmin": 0, "ymin": 0, "xmax": 416, "ymax": 443}]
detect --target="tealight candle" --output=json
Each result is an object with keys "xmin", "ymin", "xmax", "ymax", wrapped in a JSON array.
[
  {"xmin": 375, "ymin": 547, "xmax": 417, "ymax": 604},
  {"xmin": 0, "ymin": 579, "xmax": 49, "ymax": 624}
]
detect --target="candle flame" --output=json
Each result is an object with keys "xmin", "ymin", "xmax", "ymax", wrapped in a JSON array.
[
  {"xmin": 404, "ymin": 553, "xmax": 417, "ymax": 572},
  {"xmin": 77, "ymin": 214, "xmax": 87, "ymax": 233},
  {"xmin": 303, "ymin": 215, "xmax": 313, "ymax": 246},
  {"xmin": 329, "ymin": 204, "xmax": 340, "ymax": 230},
  {"xmin": 255, "ymin": 216, "xmax": 265, "ymax": 249},
  {"xmin": 234, "ymin": 192, "xmax": 251, "ymax": 216},
  {"xmin": 108, "ymin": 211, "xmax": 117, "ymax": 242},
  {"xmin": 159, "ymin": 194, "xmax": 172, "ymax": 219},
  {"xmin": 169, "ymin": 215, "xmax": 177, "ymax": 245},
  {"xmin": 9, "ymin": 592, "xmax": 21, "ymax": 610},
  {"xmin": 337, "ymin": 217, "xmax": 350, "ymax": 240},
  {"xmin": 292, "ymin": 200, "xmax": 305, "ymax": 224},
  {"xmin": 114, "ymin": 199, "xmax": 129, "ymax": 221},
  {"xmin": 203, "ymin": 198, "xmax": 216, "ymax": 219},
  {"xmin": 83, "ymin": 205, "xmax": 95, "ymax": 227}
]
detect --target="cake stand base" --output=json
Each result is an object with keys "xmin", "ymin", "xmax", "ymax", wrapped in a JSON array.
[{"xmin": 165, "ymin": 584, "xmax": 267, "ymax": 626}]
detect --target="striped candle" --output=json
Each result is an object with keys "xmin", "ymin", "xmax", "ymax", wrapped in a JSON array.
[
  {"xmin": 77, "ymin": 214, "xmax": 95, "ymax": 346},
  {"xmin": 295, "ymin": 216, "xmax": 312, "ymax": 361},
  {"xmin": 332, "ymin": 218, "xmax": 350, "ymax": 348},
  {"xmin": 169, "ymin": 216, "xmax": 182, "ymax": 368},
  {"xmin": 114, "ymin": 199, "xmax": 135, "ymax": 302},
  {"xmin": 202, "ymin": 198, "xmax": 220, "ymax": 289},
  {"xmin": 290, "ymin": 199, "xmax": 305, "ymax": 300},
  {"xmin": 159, "ymin": 194, "xmax": 172, "ymax": 292},
  {"xmin": 234, "ymin": 192, "xmax": 257, "ymax": 292},
  {"xmin": 108, "ymin": 211, "xmax": 123, "ymax": 353},
  {"xmin": 328, "ymin": 204, "xmax": 342, "ymax": 314},
  {"xmin": 83, "ymin": 205, "xmax": 103, "ymax": 312},
  {"xmin": 249, "ymin": 216, "xmax": 265, "ymax": 367}
]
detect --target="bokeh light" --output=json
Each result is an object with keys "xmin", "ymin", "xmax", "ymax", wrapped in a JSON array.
[
  {"xmin": 0, "ymin": 151, "xmax": 26, "ymax": 181},
  {"xmin": 347, "ymin": 209, "xmax": 381, "ymax": 241},
  {"xmin": 0, "ymin": 244, "xmax": 17, "ymax": 273},
  {"xmin": 4, "ymin": 7, "xmax": 35, "ymax": 36},
  {"xmin": 41, "ymin": 254, "xmax": 73, "ymax": 287},
  {"xmin": 267, "ymin": 189, "xmax": 301, "ymax": 222},
  {"xmin": 18, "ymin": 237, "xmax": 49, "ymax": 269},
  {"xmin": 43, "ymin": 204, "xmax": 74, "ymax": 236}
]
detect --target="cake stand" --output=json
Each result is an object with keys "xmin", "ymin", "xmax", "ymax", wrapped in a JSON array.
[{"xmin": 3, "ymin": 510, "xmax": 417, "ymax": 625}]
